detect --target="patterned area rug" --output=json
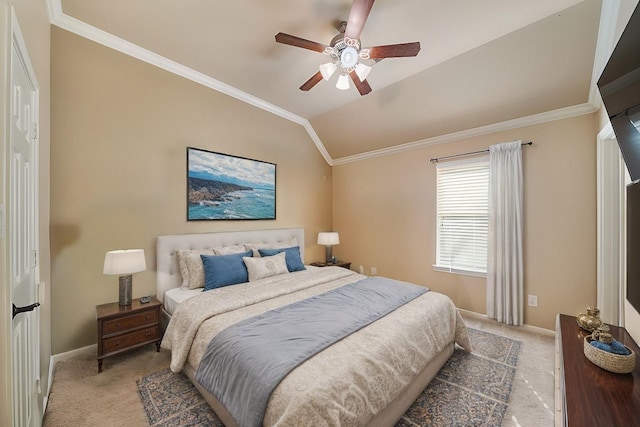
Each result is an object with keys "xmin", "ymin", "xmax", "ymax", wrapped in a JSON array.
[{"xmin": 137, "ymin": 328, "xmax": 520, "ymax": 426}]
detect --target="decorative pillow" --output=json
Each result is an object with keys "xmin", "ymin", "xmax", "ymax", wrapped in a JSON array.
[
  {"xmin": 201, "ymin": 250, "xmax": 253, "ymax": 291},
  {"xmin": 243, "ymin": 252, "xmax": 289, "ymax": 281},
  {"xmin": 258, "ymin": 246, "xmax": 306, "ymax": 272},
  {"xmin": 244, "ymin": 237, "xmax": 298, "ymax": 257},
  {"xmin": 176, "ymin": 249, "xmax": 216, "ymax": 289},
  {"xmin": 212, "ymin": 244, "xmax": 247, "ymax": 255}
]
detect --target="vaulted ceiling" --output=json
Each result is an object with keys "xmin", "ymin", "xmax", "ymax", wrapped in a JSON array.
[{"xmin": 54, "ymin": 0, "xmax": 605, "ymax": 163}]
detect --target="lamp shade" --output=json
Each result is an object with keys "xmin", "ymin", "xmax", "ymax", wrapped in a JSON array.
[
  {"xmin": 336, "ymin": 73, "xmax": 350, "ymax": 90},
  {"xmin": 317, "ymin": 232, "xmax": 340, "ymax": 246},
  {"xmin": 319, "ymin": 62, "xmax": 337, "ymax": 81},
  {"xmin": 355, "ymin": 63, "xmax": 372, "ymax": 81},
  {"xmin": 103, "ymin": 249, "xmax": 146, "ymax": 275}
]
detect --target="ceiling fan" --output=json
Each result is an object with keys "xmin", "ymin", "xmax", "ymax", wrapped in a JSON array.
[{"xmin": 275, "ymin": 0, "xmax": 420, "ymax": 95}]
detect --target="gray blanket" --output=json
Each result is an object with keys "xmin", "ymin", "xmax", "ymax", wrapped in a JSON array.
[{"xmin": 194, "ymin": 276, "xmax": 428, "ymax": 427}]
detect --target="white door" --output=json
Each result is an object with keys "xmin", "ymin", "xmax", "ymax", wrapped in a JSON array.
[{"xmin": 9, "ymin": 11, "xmax": 40, "ymax": 427}]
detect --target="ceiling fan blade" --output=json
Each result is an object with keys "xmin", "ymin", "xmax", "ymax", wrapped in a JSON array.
[
  {"xmin": 300, "ymin": 72, "xmax": 324, "ymax": 91},
  {"xmin": 368, "ymin": 42, "xmax": 421, "ymax": 58},
  {"xmin": 344, "ymin": 0, "xmax": 375, "ymax": 40},
  {"xmin": 275, "ymin": 32, "xmax": 327, "ymax": 53},
  {"xmin": 349, "ymin": 71, "xmax": 372, "ymax": 96}
]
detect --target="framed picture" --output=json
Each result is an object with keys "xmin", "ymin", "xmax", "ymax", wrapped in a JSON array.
[{"xmin": 187, "ymin": 147, "xmax": 276, "ymax": 220}]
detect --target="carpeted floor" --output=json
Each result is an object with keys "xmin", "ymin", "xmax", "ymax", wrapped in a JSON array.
[
  {"xmin": 43, "ymin": 314, "xmax": 555, "ymax": 426},
  {"xmin": 136, "ymin": 328, "xmax": 519, "ymax": 426}
]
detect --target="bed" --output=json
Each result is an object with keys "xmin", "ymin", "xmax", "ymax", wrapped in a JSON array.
[{"xmin": 157, "ymin": 228, "xmax": 471, "ymax": 427}]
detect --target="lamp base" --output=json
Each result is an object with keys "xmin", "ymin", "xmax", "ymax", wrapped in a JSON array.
[
  {"xmin": 325, "ymin": 246, "xmax": 334, "ymax": 264},
  {"xmin": 119, "ymin": 275, "xmax": 132, "ymax": 306}
]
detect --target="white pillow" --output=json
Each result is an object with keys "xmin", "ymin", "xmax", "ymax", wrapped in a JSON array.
[
  {"xmin": 212, "ymin": 244, "xmax": 247, "ymax": 255},
  {"xmin": 243, "ymin": 252, "xmax": 289, "ymax": 281},
  {"xmin": 244, "ymin": 237, "xmax": 298, "ymax": 257},
  {"xmin": 176, "ymin": 249, "xmax": 215, "ymax": 290}
]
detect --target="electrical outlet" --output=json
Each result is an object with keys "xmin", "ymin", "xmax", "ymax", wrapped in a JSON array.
[
  {"xmin": 371, "ymin": 267, "xmax": 377, "ymax": 276},
  {"xmin": 528, "ymin": 294, "xmax": 538, "ymax": 307},
  {"xmin": 359, "ymin": 265, "xmax": 364, "ymax": 274}
]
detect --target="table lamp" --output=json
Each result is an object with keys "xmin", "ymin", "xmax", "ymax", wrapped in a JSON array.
[
  {"xmin": 317, "ymin": 232, "xmax": 340, "ymax": 264},
  {"xmin": 103, "ymin": 249, "xmax": 146, "ymax": 306}
]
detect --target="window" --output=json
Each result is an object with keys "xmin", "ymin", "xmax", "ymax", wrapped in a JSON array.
[{"xmin": 434, "ymin": 158, "xmax": 489, "ymax": 276}]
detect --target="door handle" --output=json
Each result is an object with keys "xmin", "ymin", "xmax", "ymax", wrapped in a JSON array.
[{"xmin": 12, "ymin": 302, "xmax": 40, "ymax": 319}]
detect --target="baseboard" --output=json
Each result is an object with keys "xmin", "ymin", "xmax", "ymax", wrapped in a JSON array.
[
  {"xmin": 50, "ymin": 343, "xmax": 97, "ymax": 365},
  {"xmin": 44, "ymin": 344, "xmax": 97, "ymax": 413},
  {"xmin": 43, "ymin": 356, "xmax": 55, "ymax": 413},
  {"xmin": 458, "ymin": 308, "xmax": 555, "ymax": 338}
]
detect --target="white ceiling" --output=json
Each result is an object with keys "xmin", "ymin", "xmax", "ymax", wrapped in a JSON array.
[{"xmin": 55, "ymin": 0, "xmax": 604, "ymax": 162}]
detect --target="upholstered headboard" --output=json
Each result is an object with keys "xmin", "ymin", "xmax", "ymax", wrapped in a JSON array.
[{"xmin": 156, "ymin": 228, "xmax": 305, "ymax": 302}]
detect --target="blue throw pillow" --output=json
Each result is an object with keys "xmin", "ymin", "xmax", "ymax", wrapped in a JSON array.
[
  {"xmin": 258, "ymin": 246, "xmax": 306, "ymax": 272},
  {"xmin": 201, "ymin": 250, "xmax": 253, "ymax": 291}
]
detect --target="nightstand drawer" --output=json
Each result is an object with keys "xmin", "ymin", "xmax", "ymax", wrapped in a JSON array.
[
  {"xmin": 103, "ymin": 325, "xmax": 159, "ymax": 353},
  {"xmin": 103, "ymin": 309, "xmax": 158, "ymax": 335}
]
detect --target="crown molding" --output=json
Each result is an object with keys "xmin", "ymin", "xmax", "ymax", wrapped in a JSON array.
[
  {"xmin": 332, "ymin": 102, "xmax": 598, "ymax": 165},
  {"xmin": 45, "ymin": 0, "xmax": 334, "ymax": 165},
  {"xmin": 588, "ymin": 0, "xmax": 622, "ymax": 106},
  {"xmin": 46, "ymin": 0, "xmax": 612, "ymax": 168}
]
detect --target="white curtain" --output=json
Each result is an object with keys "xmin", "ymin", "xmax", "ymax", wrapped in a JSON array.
[{"xmin": 487, "ymin": 140, "xmax": 524, "ymax": 325}]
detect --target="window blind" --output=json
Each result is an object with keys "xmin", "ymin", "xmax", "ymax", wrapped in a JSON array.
[{"xmin": 436, "ymin": 160, "xmax": 489, "ymax": 273}]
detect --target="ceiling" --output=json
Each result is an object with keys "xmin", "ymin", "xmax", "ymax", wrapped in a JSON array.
[{"xmin": 56, "ymin": 0, "xmax": 604, "ymax": 162}]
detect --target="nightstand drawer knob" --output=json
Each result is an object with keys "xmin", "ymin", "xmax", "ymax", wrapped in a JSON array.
[
  {"xmin": 115, "ymin": 323, "xmax": 120, "ymax": 327},
  {"xmin": 145, "ymin": 332, "xmax": 151, "ymax": 337},
  {"xmin": 145, "ymin": 315, "xmax": 150, "ymax": 320},
  {"xmin": 114, "ymin": 341, "xmax": 119, "ymax": 346}
]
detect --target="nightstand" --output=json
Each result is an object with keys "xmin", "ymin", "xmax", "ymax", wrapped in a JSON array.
[
  {"xmin": 96, "ymin": 297, "xmax": 162, "ymax": 373},
  {"xmin": 310, "ymin": 261, "xmax": 351, "ymax": 270}
]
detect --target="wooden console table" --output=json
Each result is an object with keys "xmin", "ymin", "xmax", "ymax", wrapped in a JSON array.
[{"xmin": 555, "ymin": 314, "xmax": 640, "ymax": 425}]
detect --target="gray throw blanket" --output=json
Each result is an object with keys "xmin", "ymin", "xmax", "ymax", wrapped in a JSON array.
[{"xmin": 194, "ymin": 276, "xmax": 428, "ymax": 427}]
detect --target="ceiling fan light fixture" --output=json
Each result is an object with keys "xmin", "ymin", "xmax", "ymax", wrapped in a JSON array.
[
  {"xmin": 336, "ymin": 73, "xmax": 350, "ymax": 90},
  {"xmin": 355, "ymin": 63, "xmax": 371, "ymax": 81},
  {"xmin": 274, "ymin": 0, "xmax": 421, "ymax": 95},
  {"xmin": 319, "ymin": 62, "xmax": 337, "ymax": 81},
  {"xmin": 340, "ymin": 46, "xmax": 359, "ymax": 68}
]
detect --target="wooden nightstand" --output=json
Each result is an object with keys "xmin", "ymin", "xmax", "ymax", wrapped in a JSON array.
[
  {"xmin": 310, "ymin": 261, "xmax": 351, "ymax": 270},
  {"xmin": 96, "ymin": 297, "xmax": 162, "ymax": 373}
]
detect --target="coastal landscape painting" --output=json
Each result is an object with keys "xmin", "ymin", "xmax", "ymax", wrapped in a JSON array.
[{"xmin": 187, "ymin": 147, "xmax": 276, "ymax": 220}]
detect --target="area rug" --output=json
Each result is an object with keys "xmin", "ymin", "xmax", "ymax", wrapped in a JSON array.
[{"xmin": 137, "ymin": 328, "xmax": 520, "ymax": 426}]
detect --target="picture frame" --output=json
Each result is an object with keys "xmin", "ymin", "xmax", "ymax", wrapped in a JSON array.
[{"xmin": 187, "ymin": 147, "xmax": 276, "ymax": 221}]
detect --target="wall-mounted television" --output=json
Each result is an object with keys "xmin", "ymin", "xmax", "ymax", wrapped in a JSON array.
[
  {"xmin": 627, "ymin": 182, "xmax": 640, "ymax": 314},
  {"xmin": 599, "ymin": 3, "xmax": 640, "ymax": 315},
  {"xmin": 598, "ymin": 3, "xmax": 640, "ymax": 182}
]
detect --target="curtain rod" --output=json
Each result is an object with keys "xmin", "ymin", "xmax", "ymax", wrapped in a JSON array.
[{"xmin": 429, "ymin": 141, "xmax": 533, "ymax": 163}]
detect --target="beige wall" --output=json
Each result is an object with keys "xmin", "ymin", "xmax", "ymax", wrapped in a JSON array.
[
  {"xmin": 50, "ymin": 28, "xmax": 332, "ymax": 354},
  {"xmin": 45, "ymin": 0, "xmax": 635, "ymax": 353},
  {"xmin": 0, "ymin": 0, "xmax": 51, "ymax": 423},
  {"xmin": 333, "ymin": 114, "xmax": 598, "ymax": 331}
]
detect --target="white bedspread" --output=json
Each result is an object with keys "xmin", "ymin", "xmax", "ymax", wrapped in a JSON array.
[{"xmin": 162, "ymin": 267, "xmax": 471, "ymax": 426}]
